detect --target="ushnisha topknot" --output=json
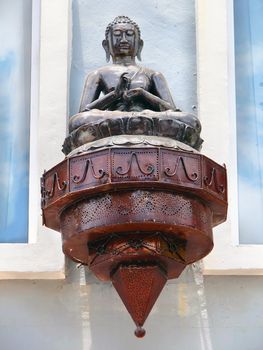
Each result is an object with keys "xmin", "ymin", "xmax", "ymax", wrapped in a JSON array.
[{"xmin": 105, "ymin": 16, "xmax": 141, "ymax": 39}]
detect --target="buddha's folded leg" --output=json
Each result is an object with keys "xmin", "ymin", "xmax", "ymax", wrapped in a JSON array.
[
  {"xmin": 138, "ymin": 110, "xmax": 201, "ymax": 133},
  {"xmin": 69, "ymin": 109, "xmax": 201, "ymax": 134},
  {"xmin": 65, "ymin": 109, "xmax": 202, "ymax": 155},
  {"xmin": 69, "ymin": 109, "xmax": 135, "ymax": 133}
]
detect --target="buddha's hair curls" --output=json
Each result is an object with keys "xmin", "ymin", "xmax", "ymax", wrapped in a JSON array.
[{"xmin": 105, "ymin": 16, "xmax": 141, "ymax": 39}]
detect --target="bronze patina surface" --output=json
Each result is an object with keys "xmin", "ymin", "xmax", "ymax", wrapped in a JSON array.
[
  {"xmin": 64, "ymin": 16, "xmax": 202, "ymax": 155},
  {"xmin": 42, "ymin": 16, "xmax": 228, "ymax": 337}
]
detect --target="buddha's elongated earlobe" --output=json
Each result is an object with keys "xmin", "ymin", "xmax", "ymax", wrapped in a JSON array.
[
  {"xmin": 102, "ymin": 39, "xmax": 111, "ymax": 62},
  {"xmin": 136, "ymin": 39, "xmax": 144, "ymax": 61}
]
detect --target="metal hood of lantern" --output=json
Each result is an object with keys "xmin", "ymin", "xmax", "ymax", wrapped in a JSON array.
[{"xmin": 41, "ymin": 16, "xmax": 227, "ymax": 338}]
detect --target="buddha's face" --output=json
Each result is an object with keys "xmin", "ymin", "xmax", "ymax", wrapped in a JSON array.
[{"xmin": 108, "ymin": 23, "xmax": 139, "ymax": 58}]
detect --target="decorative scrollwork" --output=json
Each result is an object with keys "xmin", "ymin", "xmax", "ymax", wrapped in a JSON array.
[
  {"xmin": 115, "ymin": 152, "xmax": 155, "ymax": 176},
  {"xmin": 41, "ymin": 175, "xmax": 46, "ymax": 207},
  {"xmin": 45, "ymin": 172, "xmax": 67, "ymax": 198},
  {"xmin": 204, "ymin": 168, "xmax": 225, "ymax": 194},
  {"xmin": 159, "ymin": 233, "xmax": 185, "ymax": 261},
  {"xmin": 72, "ymin": 158, "xmax": 106, "ymax": 184},
  {"xmin": 164, "ymin": 156, "xmax": 198, "ymax": 181},
  {"xmin": 88, "ymin": 232, "xmax": 186, "ymax": 265},
  {"xmin": 127, "ymin": 239, "xmax": 144, "ymax": 249}
]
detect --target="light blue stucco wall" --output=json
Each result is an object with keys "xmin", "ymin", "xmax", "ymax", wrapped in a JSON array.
[{"xmin": 69, "ymin": 0, "xmax": 197, "ymax": 116}]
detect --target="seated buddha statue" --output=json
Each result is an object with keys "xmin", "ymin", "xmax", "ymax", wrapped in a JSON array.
[{"xmin": 64, "ymin": 16, "xmax": 202, "ymax": 155}]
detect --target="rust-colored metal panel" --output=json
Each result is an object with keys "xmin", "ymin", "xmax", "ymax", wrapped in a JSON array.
[
  {"xmin": 60, "ymin": 190, "xmax": 213, "ymax": 277},
  {"xmin": 41, "ymin": 148, "xmax": 227, "ymax": 231},
  {"xmin": 202, "ymin": 156, "xmax": 227, "ymax": 201},
  {"xmin": 160, "ymin": 149, "xmax": 202, "ymax": 187},
  {"xmin": 41, "ymin": 159, "xmax": 68, "ymax": 208},
  {"xmin": 112, "ymin": 265, "xmax": 167, "ymax": 337},
  {"xmin": 111, "ymin": 148, "xmax": 159, "ymax": 181},
  {"xmin": 69, "ymin": 149, "xmax": 109, "ymax": 191}
]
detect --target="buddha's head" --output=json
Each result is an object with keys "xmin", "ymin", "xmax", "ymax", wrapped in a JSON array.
[{"xmin": 102, "ymin": 16, "xmax": 144, "ymax": 62}]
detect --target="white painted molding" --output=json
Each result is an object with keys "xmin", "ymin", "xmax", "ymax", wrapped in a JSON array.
[
  {"xmin": 196, "ymin": 0, "xmax": 263, "ymax": 274},
  {"xmin": 0, "ymin": 0, "xmax": 71, "ymax": 279}
]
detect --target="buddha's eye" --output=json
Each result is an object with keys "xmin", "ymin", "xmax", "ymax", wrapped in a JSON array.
[
  {"xmin": 113, "ymin": 30, "xmax": 122, "ymax": 36},
  {"xmin": 126, "ymin": 30, "xmax": 134, "ymax": 36}
]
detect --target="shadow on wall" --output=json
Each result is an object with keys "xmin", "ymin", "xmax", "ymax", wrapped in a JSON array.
[
  {"xmin": 76, "ymin": 263, "xmax": 263, "ymax": 350},
  {"xmin": 1, "ymin": 262, "xmax": 263, "ymax": 349},
  {"xmin": 84, "ymin": 264, "xmax": 213, "ymax": 350},
  {"xmin": 0, "ymin": 277, "xmax": 83, "ymax": 350}
]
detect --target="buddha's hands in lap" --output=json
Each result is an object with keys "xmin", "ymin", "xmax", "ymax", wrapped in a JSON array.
[{"xmin": 115, "ymin": 74, "xmax": 146, "ymax": 105}]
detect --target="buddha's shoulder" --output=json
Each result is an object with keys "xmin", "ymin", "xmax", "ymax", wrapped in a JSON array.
[
  {"xmin": 137, "ymin": 66, "xmax": 164, "ymax": 78},
  {"xmin": 84, "ymin": 65, "xmax": 164, "ymax": 78},
  {"xmin": 84, "ymin": 65, "xmax": 126, "ymax": 77},
  {"xmin": 82, "ymin": 65, "xmax": 108, "ymax": 78}
]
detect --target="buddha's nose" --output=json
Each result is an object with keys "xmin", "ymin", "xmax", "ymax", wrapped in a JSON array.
[{"xmin": 120, "ymin": 34, "xmax": 128, "ymax": 43}]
